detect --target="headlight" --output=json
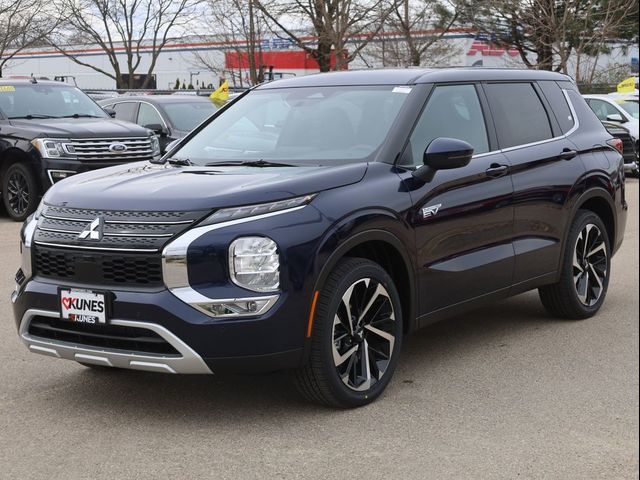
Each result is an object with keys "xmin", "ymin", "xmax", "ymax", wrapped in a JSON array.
[
  {"xmin": 31, "ymin": 138, "xmax": 73, "ymax": 158},
  {"xmin": 201, "ymin": 194, "xmax": 315, "ymax": 226},
  {"xmin": 150, "ymin": 135, "xmax": 161, "ymax": 157},
  {"xmin": 229, "ymin": 236, "xmax": 279, "ymax": 292}
]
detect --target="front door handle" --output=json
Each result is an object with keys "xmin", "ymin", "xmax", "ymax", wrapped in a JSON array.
[
  {"xmin": 559, "ymin": 148, "xmax": 577, "ymax": 161},
  {"xmin": 485, "ymin": 163, "xmax": 509, "ymax": 178}
]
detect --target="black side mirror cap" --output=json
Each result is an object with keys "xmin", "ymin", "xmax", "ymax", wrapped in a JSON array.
[
  {"xmin": 144, "ymin": 123, "xmax": 167, "ymax": 136},
  {"xmin": 412, "ymin": 137, "xmax": 474, "ymax": 183}
]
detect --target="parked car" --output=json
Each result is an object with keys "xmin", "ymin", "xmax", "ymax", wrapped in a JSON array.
[
  {"xmin": 13, "ymin": 69, "xmax": 627, "ymax": 408},
  {"xmin": 98, "ymin": 95, "xmax": 219, "ymax": 153},
  {"xmin": 602, "ymin": 120, "xmax": 639, "ymax": 176},
  {"xmin": 583, "ymin": 94, "xmax": 639, "ymax": 142},
  {"xmin": 0, "ymin": 79, "xmax": 160, "ymax": 221}
]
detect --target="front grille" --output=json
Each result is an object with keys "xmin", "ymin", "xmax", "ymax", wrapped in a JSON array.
[
  {"xmin": 34, "ymin": 246, "xmax": 163, "ymax": 286},
  {"xmin": 32, "ymin": 206, "xmax": 206, "ymax": 287},
  {"xmin": 28, "ymin": 316, "xmax": 180, "ymax": 355},
  {"xmin": 34, "ymin": 205, "xmax": 205, "ymax": 252},
  {"xmin": 67, "ymin": 137, "xmax": 155, "ymax": 162}
]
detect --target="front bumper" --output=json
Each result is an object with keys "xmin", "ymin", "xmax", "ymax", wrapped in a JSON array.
[{"xmin": 12, "ymin": 278, "xmax": 306, "ymax": 374}]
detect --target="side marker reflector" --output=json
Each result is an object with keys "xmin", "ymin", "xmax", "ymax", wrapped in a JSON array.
[{"xmin": 306, "ymin": 291, "xmax": 319, "ymax": 338}]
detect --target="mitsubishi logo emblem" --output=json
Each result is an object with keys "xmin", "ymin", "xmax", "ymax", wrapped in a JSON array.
[{"xmin": 78, "ymin": 217, "xmax": 103, "ymax": 241}]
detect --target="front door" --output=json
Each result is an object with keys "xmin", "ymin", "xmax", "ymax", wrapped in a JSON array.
[{"xmin": 397, "ymin": 84, "xmax": 515, "ymax": 316}]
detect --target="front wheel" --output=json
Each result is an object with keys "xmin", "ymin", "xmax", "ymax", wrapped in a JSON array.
[
  {"xmin": 294, "ymin": 258, "xmax": 403, "ymax": 408},
  {"xmin": 2, "ymin": 162, "xmax": 39, "ymax": 221},
  {"xmin": 539, "ymin": 210, "xmax": 611, "ymax": 319}
]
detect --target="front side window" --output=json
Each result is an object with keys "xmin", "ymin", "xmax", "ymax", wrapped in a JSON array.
[
  {"xmin": 407, "ymin": 84, "xmax": 489, "ymax": 166},
  {"xmin": 162, "ymin": 102, "xmax": 218, "ymax": 131},
  {"xmin": 485, "ymin": 83, "xmax": 553, "ymax": 148},
  {"xmin": 173, "ymin": 86, "xmax": 411, "ymax": 165},
  {"xmin": 137, "ymin": 103, "xmax": 164, "ymax": 127},
  {"xmin": 617, "ymin": 99, "xmax": 639, "ymax": 119},
  {"xmin": 587, "ymin": 99, "xmax": 621, "ymax": 121},
  {"xmin": 0, "ymin": 84, "xmax": 106, "ymax": 119}
]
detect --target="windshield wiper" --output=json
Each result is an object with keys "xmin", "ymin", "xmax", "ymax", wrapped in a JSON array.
[
  {"xmin": 8, "ymin": 114, "xmax": 57, "ymax": 119},
  {"xmin": 59, "ymin": 113, "xmax": 102, "ymax": 118},
  {"xmin": 166, "ymin": 157, "xmax": 194, "ymax": 166},
  {"xmin": 204, "ymin": 159, "xmax": 296, "ymax": 167}
]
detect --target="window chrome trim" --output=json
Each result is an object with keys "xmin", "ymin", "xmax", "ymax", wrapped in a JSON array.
[{"xmin": 468, "ymin": 89, "xmax": 580, "ymax": 158}]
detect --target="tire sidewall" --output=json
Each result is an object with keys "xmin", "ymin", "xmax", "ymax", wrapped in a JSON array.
[
  {"xmin": 2, "ymin": 162, "xmax": 38, "ymax": 221},
  {"xmin": 316, "ymin": 260, "xmax": 403, "ymax": 407},
  {"xmin": 565, "ymin": 211, "xmax": 611, "ymax": 315}
]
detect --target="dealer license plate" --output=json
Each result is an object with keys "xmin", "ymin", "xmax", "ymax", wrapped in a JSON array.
[{"xmin": 60, "ymin": 288, "xmax": 108, "ymax": 324}]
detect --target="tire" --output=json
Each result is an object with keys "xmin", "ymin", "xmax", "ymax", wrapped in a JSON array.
[
  {"xmin": 294, "ymin": 257, "xmax": 403, "ymax": 408},
  {"xmin": 2, "ymin": 162, "xmax": 39, "ymax": 221},
  {"xmin": 539, "ymin": 210, "xmax": 611, "ymax": 319}
]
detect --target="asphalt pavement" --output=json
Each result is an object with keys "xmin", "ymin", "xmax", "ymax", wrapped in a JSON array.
[{"xmin": 0, "ymin": 181, "xmax": 638, "ymax": 480}]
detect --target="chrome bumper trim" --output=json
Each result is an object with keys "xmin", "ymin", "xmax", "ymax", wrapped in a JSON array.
[{"xmin": 19, "ymin": 309, "xmax": 212, "ymax": 374}]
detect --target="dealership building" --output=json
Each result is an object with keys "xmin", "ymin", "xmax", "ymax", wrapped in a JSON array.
[{"xmin": 2, "ymin": 31, "xmax": 638, "ymax": 89}]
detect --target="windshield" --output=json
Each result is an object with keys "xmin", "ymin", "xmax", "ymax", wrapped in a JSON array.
[
  {"xmin": 163, "ymin": 101, "xmax": 218, "ymax": 131},
  {"xmin": 618, "ymin": 99, "xmax": 639, "ymax": 119},
  {"xmin": 0, "ymin": 84, "xmax": 107, "ymax": 119},
  {"xmin": 173, "ymin": 85, "xmax": 411, "ymax": 165}
]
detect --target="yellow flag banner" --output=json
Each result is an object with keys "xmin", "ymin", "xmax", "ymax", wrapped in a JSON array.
[
  {"xmin": 617, "ymin": 77, "xmax": 636, "ymax": 93},
  {"xmin": 210, "ymin": 81, "xmax": 229, "ymax": 106}
]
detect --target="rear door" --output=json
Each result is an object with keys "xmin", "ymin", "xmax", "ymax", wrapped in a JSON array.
[
  {"xmin": 482, "ymin": 81, "xmax": 584, "ymax": 285},
  {"xmin": 397, "ymin": 83, "xmax": 515, "ymax": 316}
]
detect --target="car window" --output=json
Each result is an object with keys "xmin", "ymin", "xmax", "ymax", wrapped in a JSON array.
[
  {"xmin": 616, "ymin": 99, "xmax": 639, "ymax": 119},
  {"xmin": 137, "ymin": 103, "xmax": 164, "ymax": 127},
  {"xmin": 407, "ymin": 84, "xmax": 489, "ymax": 166},
  {"xmin": 587, "ymin": 99, "xmax": 621, "ymax": 121},
  {"xmin": 112, "ymin": 102, "xmax": 138, "ymax": 122},
  {"xmin": 538, "ymin": 81, "xmax": 575, "ymax": 134},
  {"xmin": 0, "ymin": 84, "xmax": 107, "ymax": 119},
  {"xmin": 485, "ymin": 83, "xmax": 553, "ymax": 148},
  {"xmin": 162, "ymin": 102, "xmax": 218, "ymax": 131},
  {"xmin": 173, "ymin": 85, "xmax": 410, "ymax": 165}
]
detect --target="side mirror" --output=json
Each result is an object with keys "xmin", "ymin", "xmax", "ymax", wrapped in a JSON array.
[
  {"xmin": 606, "ymin": 113, "xmax": 625, "ymax": 123},
  {"xmin": 145, "ymin": 123, "xmax": 168, "ymax": 136},
  {"xmin": 103, "ymin": 107, "xmax": 116, "ymax": 118},
  {"xmin": 412, "ymin": 137, "xmax": 474, "ymax": 183}
]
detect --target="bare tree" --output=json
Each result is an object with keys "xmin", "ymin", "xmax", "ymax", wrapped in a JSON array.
[
  {"xmin": 50, "ymin": 0, "xmax": 203, "ymax": 88},
  {"xmin": 254, "ymin": 0, "xmax": 400, "ymax": 72},
  {"xmin": 0, "ymin": 0, "xmax": 59, "ymax": 77},
  {"xmin": 192, "ymin": 0, "xmax": 266, "ymax": 87},
  {"xmin": 461, "ymin": 0, "xmax": 638, "ymax": 79}
]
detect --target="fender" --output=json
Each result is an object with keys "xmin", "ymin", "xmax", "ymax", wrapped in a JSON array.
[{"xmin": 309, "ymin": 210, "xmax": 418, "ymax": 334}]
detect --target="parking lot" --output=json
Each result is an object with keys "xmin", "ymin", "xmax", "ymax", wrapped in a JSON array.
[{"xmin": 0, "ymin": 180, "xmax": 637, "ymax": 480}]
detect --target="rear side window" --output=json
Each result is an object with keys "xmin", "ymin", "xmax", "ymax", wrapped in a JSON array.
[
  {"xmin": 407, "ymin": 84, "xmax": 489, "ymax": 166},
  {"xmin": 111, "ymin": 102, "xmax": 138, "ymax": 122},
  {"xmin": 538, "ymin": 81, "xmax": 575, "ymax": 134},
  {"xmin": 587, "ymin": 99, "xmax": 621, "ymax": 121},
  {"xmin": 485, "ymin": 83, "xmax": 553, "ymax": 148}
]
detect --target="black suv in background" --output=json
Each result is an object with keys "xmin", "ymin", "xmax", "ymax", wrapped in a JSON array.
[
  {"xmin": 13, "ymin": 69, "xmax": 627, "ymax": 408},
  {"xmin": 0, "ymin": 80, "xmax": 161, "ymax": 221}
]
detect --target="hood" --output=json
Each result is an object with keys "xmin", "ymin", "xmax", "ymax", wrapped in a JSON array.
[
  {"xmin": 44, "ymin": 161, "xmax": 368, "ymax": 211},
  {"xmin": 9, "ymin": 117, "xmax": 151, "ymax": 138}
]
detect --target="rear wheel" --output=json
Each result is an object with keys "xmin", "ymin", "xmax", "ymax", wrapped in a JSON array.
[
  {"xmin": 539, "ymin": 210, "xmax": 611, "ymax": 319},
  {"xmin": 294, "ymin": 258, "xmax": 403, "ymax": 408},
  {"xmin": 2, "ymin": 162, "xmax": 39, "ymax": 221}
]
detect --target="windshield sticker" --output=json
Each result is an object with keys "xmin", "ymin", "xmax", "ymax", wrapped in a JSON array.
[
  {"xmin": 392, "ymin": 86, "xmax": 412, "ymax": 94},
  {"xmin": 0, "ymin": 86, "xmax": 16, "ymax": 92}
]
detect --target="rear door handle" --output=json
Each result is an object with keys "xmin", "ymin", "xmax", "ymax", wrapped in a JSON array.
[
  {"xmin": 559, "ymin": 148, "xmax": 577, "ymax": 161},
  {"xmin": 485, "ymin": 164, "xmax": 509, "ymax": 178}
]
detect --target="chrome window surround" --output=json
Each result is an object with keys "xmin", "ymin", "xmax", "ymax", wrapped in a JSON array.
[
  {"xmin": 450, "ymin": 89, "xmax": 580, "ymax": 161},
  {"xmin": 19, "ymin": 309, "xmax": 212, "ymax": 374},
  {"xmin": 162, "ymin": 205, "xmax": 307, "ymax": 318}
]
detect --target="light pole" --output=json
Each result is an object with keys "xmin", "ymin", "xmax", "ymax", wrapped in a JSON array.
[{"xmin": 189, "ymin": 71, "xmax": 200, "ymax": 88}]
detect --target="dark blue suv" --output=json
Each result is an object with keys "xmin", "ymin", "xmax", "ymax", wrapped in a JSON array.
[{"xmin": 12, "ymin": 69, "xmax": 628, "ymax": 407}]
